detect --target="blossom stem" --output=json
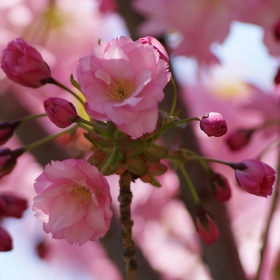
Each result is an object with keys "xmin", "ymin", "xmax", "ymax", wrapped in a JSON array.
[
  {"xmin": 100, "ymin": 146, "xmax": 118, "ymax": 175},
  {"xmin": 178, "ymin": 165, "xmax": 201, "ymax": 205},
  {"xmin": 255, "ymin": 151, "xmax": 280, "ymax": 280},
  {"xmin": 19, "ymin": 113, "xmax": 47, "ymax": 123},
  {"xmin": 169, "ymin": 77, "xmax": 177, "ymax": 116},
  {"xmin": 75, "ymin": 117, "xmax": 111, "ymax": 138},
  {"xmin": 118, "ymin": 171, "xmax": 137, "ymax": 280},
  {"xmin": 24, "ymin": 125, "xmax": 78, "ymax": 152},
  {"xmin": 47, "ymin": 77, "xmax": 85, "ymax": 105}
]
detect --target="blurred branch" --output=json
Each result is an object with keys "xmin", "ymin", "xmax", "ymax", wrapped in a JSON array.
[{"xmin": 115, "ymin": 0, "xmax": 247, "ymax": 279}]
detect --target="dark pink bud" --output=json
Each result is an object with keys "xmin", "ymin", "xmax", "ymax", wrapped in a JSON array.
[
  {"xmin": 226, "ymin": 128, "xmax": 254, "ymax": 151},
  {"xmin": 273, "ymin": 19, "xmax": 280, "ymax": 41},
  {"xmin": 36, "ymin": 239, "xmax": 49, "ymax": 259},
  {"xmin": 195, "ymin": 207, "xmax": 219, "ymax": 245},
  {"xmin": 44, "ymin": 97, "xmax": 78, "ymax": 128},
  {"xmin": 200, "ymin": 112, "xmax": 227, "ymax": 137},
  {"xmin": 0, "ymin": 121, "xmax": 20, "ymax": 145},
  {"xmin": 138, "ymin": 36, "xmax": 169, "ymax": 63},
  {"xmin": 209, "ymin": 173, "xmax": 231, "ymax": 202},
  {"xmin": 0, "ymin": 148, "xmax": 23, "ymax": 179},
  {"xmin": 234, "ymin": 159, "xmax": 275, "ymax": 197},
  {"xmin": 274, "ymin": 67, "xmax": 280, "ymax": 85},
  {"xmin": 1, "ymin": 38, "xmax": 51, "ymax": 88},
  {"xmin": 0, "ymin": 197, "xmax": 7, "ymax": 216},
  {"xmin": 0, "ymin": 227, "xmax": 12, "ymax": 251},
  {"xmin": 0, "ymin": 194, "xmax": 28, "ymax": 218}
]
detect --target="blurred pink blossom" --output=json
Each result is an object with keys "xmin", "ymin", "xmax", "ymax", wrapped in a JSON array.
[
  {"xmin": 77, "ymin": 36, "xmax": 171, "ymax": 138},
  {"xmin": 1, "ymin": 38, "xmax": 51, "ymax": 88},
  {"xmin": 33, "ymin": 159, "xmax": 113, "ymax": 245},
  {"xmin": 0, "ymin": 226, "xmax": 12, "ymax": 251},
  {"xmin": 0, "ymin": 193, "xmax": 28, "ymax": 218},
  {"xmin": 235, "ymin": 159, "xmax": 275, "ymax": 197}
]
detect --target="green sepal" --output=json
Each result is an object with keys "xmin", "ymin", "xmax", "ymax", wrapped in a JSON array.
[
  {"xmin": 70, "ymin": 74, "xmax": 81, "ymax": 92},
  {"xmin": 125, "ymin": 157, "xmax": 148, "ymax": 176},
  {"xmin": 126, "ymin": 139, "xmax": 147, "ymax": 158},
  {"xmin": 143, "ymin": 143, "xmax": 168, "ymax": 162}
]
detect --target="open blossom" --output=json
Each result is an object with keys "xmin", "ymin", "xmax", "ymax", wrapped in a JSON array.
[
  {"xmin": 234, "ymin": 159, "xmax": 275, "ymax": 197},
  {"xmin": 44, "ymin": 98, "xmax": 79, "ymax": 128},
  {"xmin": 77, "ymin": 36, "xmax": 171, "ymax": 138},
  {"xmin": 33, "ymin": 159, "xmax": 112, "ymax": 245},
  {"xmin": 1, "ymin": 38, "xmax": 51, "ymax": 88},
  {"xmin": 199, "ymin": 112, "xmax": 227, "ymax": 137}
]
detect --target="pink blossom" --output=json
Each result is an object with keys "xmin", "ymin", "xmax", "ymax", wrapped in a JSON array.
[
  {"xmin": 33, "ymin": 159, "xmax": 112, "ymax": 245},
  {"xmin": 234, "ymin": 159, "xmax": 275, "ymax": 197},
  {"xmin": 77, "ymin": 36, "xmax": 171, "ymax": 138},
  {"xmin": 225, "ymin": 128, "xmax": 254, "ymax": 151},
  {"xmin": 0, "ymin": 227, "xmax": 12, "ymax": 252},
  {"xmin": 1, "ymin": 38, "xmax": 51, "ymax": 88},
  {"xmin": 199, "ymin": 112, "xmax": 227, "ymax": 137},
  {"xmin": 138, "ymin": 36, "xmax": 169, "ymax": 63},
  {"xmin": 195, "ymin": 209, "xmax": 219, "ymax": 245},
  {"xmin": 44, "ymin": 97, "xmax": 78, "ymax": 128}
]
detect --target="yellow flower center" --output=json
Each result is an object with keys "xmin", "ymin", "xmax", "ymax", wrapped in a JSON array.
[
  {"xmin": 106, "ymin": 79, "xmax": 134, "ymax": 101},
  {"xmin": 71, "ymin": 183, "xmax": 92, "ymax": 205}
]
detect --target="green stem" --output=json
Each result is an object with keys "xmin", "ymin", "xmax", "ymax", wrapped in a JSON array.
[
  {"xmin": 169, "ymin": 77, "xmax": 177, "ymax": 117},
  {"xmin": 48, "ymin": 77, "xmax": 85, "ymax": 106},
  {"xmin": 24, "ymin": 125, "xmax": 78, "ymax": 152},
  {"xmin": 20, "ymin": 113, "xmax": 47, "ymax": 123},
  {"xmin": 179, "ymin": 165, "xmax": 201, "ymax": 205},
  {"xmin": 100, "ymin": 146, "xmax": 118, "ymax": 175},
  {"xmin": 76, "ymin": 117, "xmax": 111, "ymax": 138}
]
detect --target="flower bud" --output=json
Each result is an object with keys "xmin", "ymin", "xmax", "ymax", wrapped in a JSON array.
[
  {"xmin": 0, "ymin": 194, "xmax": 28, "ymax": 218},
  {"xmin": 226, "ymin": 128, "xmax": 254, "ymax": 151},
  {"xmin": 273, "ymin": 19, "xmax": 280, "ymax": 41},
  {"xmin": 0, "ymin": 148, "xmax": 23, "ymax": 179},
  {"xmin": 195, "ymin": 207, "xmax": 219, "ymax": 245},
  {"xmin": 200, "ymin": 112, "xmax": 227, "ymax": 137},
  {"xmin": 234, "ymin": 159, "xmax": 275, "ymax": 197},
  {"xmin": 209, "ymin": 173, "xmax": 231, "ymax": 202},
  {"xmin": 138, "ymin": 36, "xmax": 169, "ymax": 63},
  {"xmin": 0, "ymin": 121, "xmax": 20, "ymax": 145},
  {"xmin": 1, "ymin": 38, "xmax": 51, "ymax": 88},
  {"xmin": 274, "ymin": 67, "xmax": 280, "ymax": 85},
  {"xmin": 0, "ymin": 227, "xmax": 12, "ymax": 251},
  {"xmin": 44, "ymin": 97, "xmax": 78, "ymax": 128}
]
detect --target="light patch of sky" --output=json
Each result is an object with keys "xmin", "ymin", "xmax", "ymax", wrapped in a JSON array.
[{"xmin": 172, "ymin": 21, "xmax": 278, "ymax": 90}]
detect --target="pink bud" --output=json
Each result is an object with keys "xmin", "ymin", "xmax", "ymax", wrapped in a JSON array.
[
  {"xmin": 0, "ymin": 227, "xmax": 12, "ymax": 251},
  {"xmin": 1, "ymin": 38, "xmax": 51, "ymax": 88},
  {"xmin": 138, "ymin": 36, "xmax": 169, "ymax": 63},
  {"xmin": 195, "ymin": 208, "xmax": 219, "ymax": 245},
  {"xmin": 200, "ymin": 112, "xmax": 227, "ymax": 137},
  {"xmin": 0, "ymin": 121, "xmax": 20, "ymax": 145},
  {"xmin": 0, "ymin": 148, "xmax": 23, "ymax": 179},
  {"xmin": 44, "ymin": 97, "xmax": 78, "ymax": 128},
  {"xmin": 234, "ymin": 159, "xmax": 275, "ymax": 197},
  {"xmin": 209, "ymin": 173, "xmax": 231, "ymax": 202},
  {"xmin": 274, "ymin": 67, "xmax": 280, "ymax": 85},
  {"xmin": 0, "ymin": 194, "xmax": 28, "ymax": 218},
  {"xmin": 226, "ymin": 128, "xmax": 254, "ymax": 151}
]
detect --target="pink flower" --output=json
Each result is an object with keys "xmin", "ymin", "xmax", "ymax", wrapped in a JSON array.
[
  {"xmin": 0, "ymin": 148, "xmax": 23, "ymax": 179},
  {"xmin": 44, "ymin": 97, "xmax": 79, "ymax": 128},
  {"xmin": 1, "ymin": 38, "xmax": 51, "ymax": 88},
  {"xmin": 77, "ymin": 36, "xmax": 171, "ymax": 138},
  {"xmin": 195, "ymin": 208, "xmax": 219, "ymax": 245},
  {"xmin": 0, "ymin": 227, "xmax": 12, "ymax": 252},
  {"xmin": 199, "ymin": 112, "xmax": 227, "ymax": 137},
  {"xmin": 32, "ymin": 159, "xmax": 112, "ymax": 245},
  {"xmin": 225, "ymin": 128, "xmax": 254, "ymax": 151},
  {"xmin": 209, "ymin": 173, "xmax": 231, "ymax": 202},
  {"xmin": 138, "ymin": 36, "xmax": 169, "ymax": 63},
  {"xmin": 234, "ymin": 159, "xmax": 275, "ymax": 197}
]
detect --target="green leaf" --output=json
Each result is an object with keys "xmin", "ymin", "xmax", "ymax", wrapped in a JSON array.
[{"xmin": 125, "ymin": 157, "xmax": 148, "ymax": 176}]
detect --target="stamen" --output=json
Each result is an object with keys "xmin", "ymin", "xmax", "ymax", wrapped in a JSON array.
[
  {"xmin": 71, "ymin": 183, "xmax": 92, "ymax": 204},
  {"xmin": 106, "ymin": 78, "xmax": 134, "ymax": 101}
]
